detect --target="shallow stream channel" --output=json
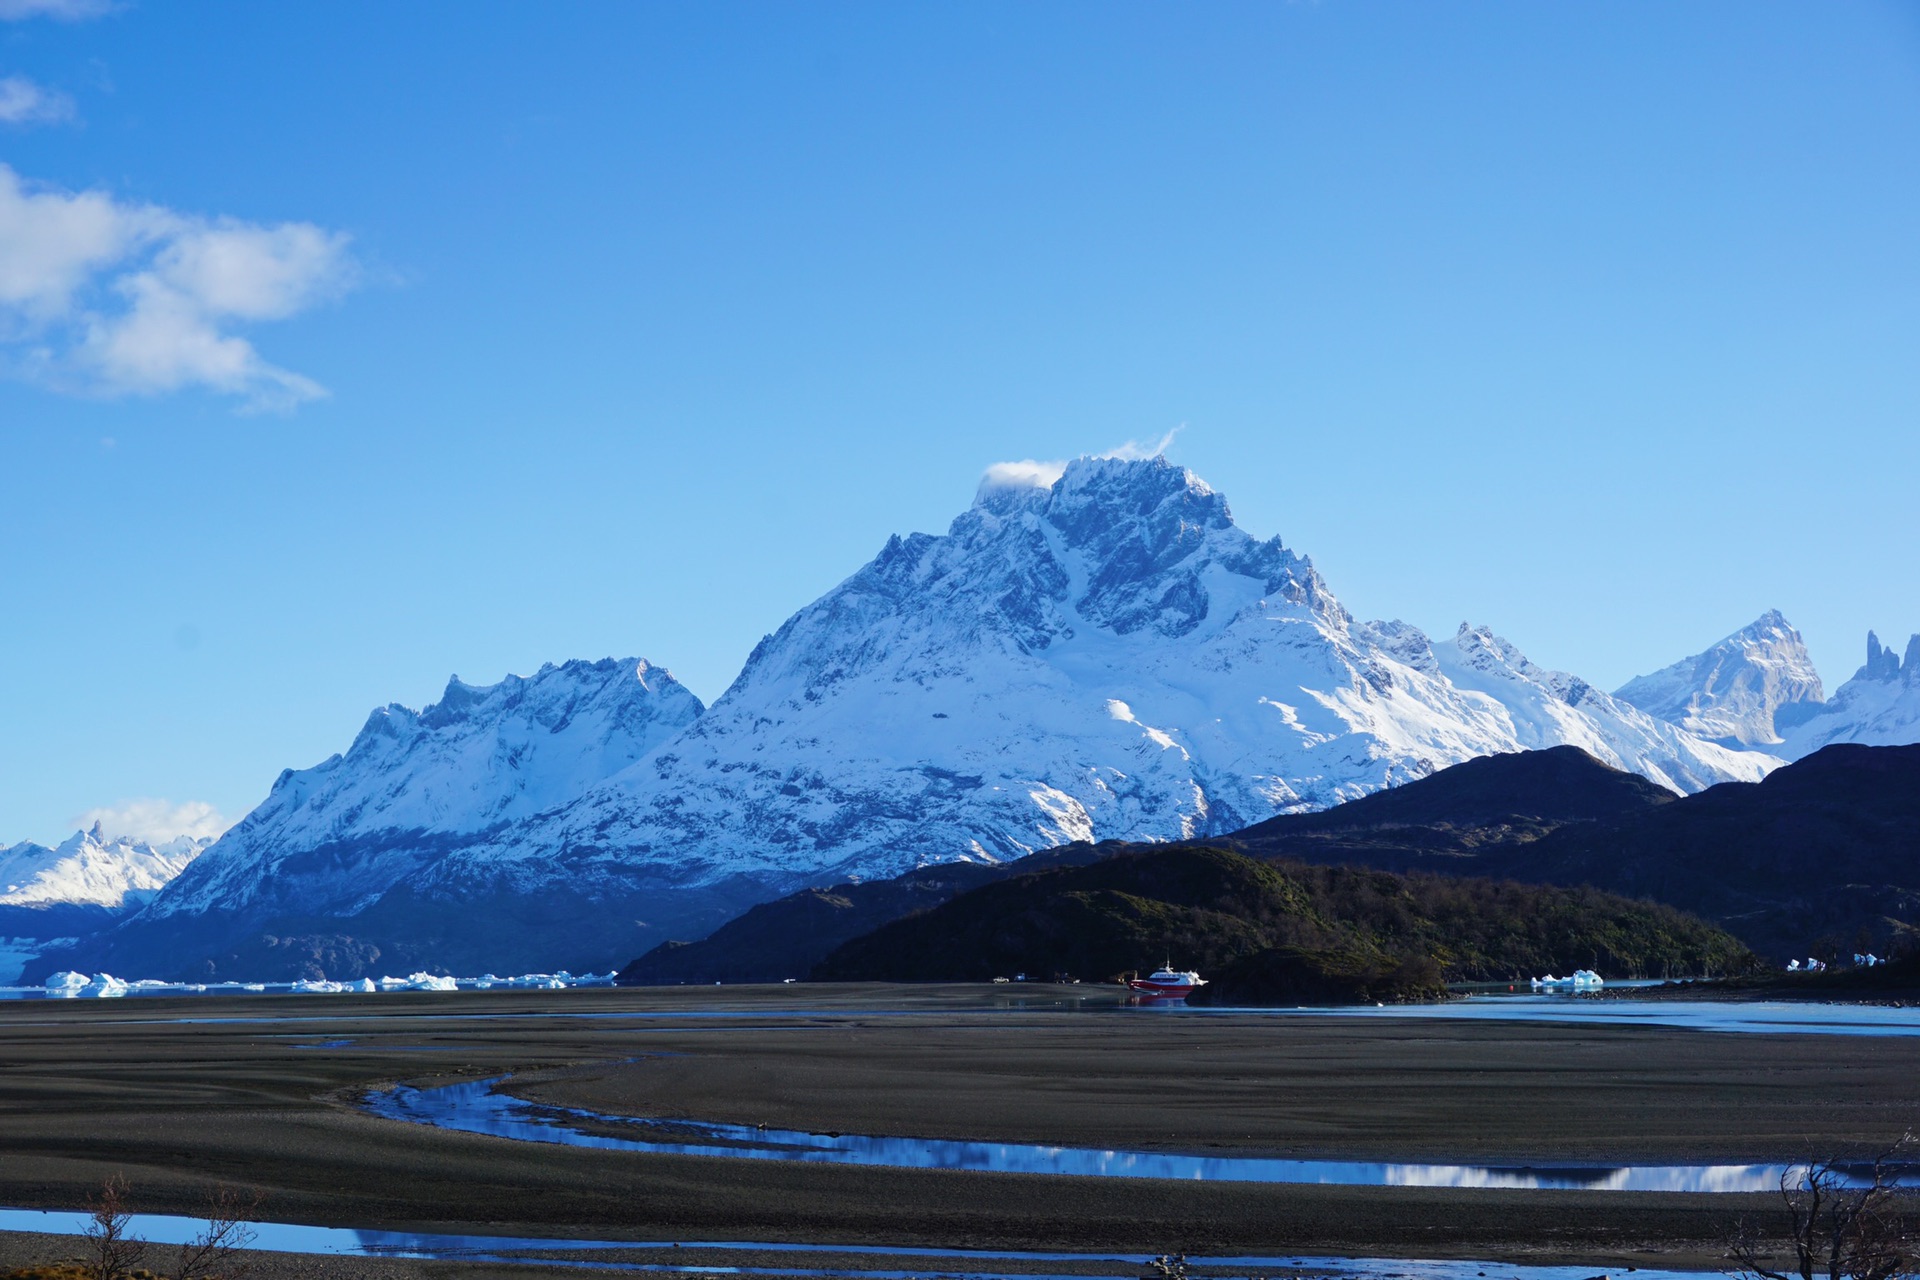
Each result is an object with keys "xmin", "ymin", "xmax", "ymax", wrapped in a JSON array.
[{"xmin": 361, "ymin": 1074, "xmax": 1888, "ymax": 1194}]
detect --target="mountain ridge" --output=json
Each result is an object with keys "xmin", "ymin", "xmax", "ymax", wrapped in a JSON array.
[
  {"xmin": 1613, "ymin": 611, "xmax": 1825, "ymax": 748},
  {"xmin": 38, "ymin": 455, "xmax": 1791, "ymax": 981}
]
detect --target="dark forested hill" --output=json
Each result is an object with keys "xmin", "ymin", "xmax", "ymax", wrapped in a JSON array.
[
  {"xmin": 809, "ymin": 845, "xmax": 1753, "ymax": 1002},
  {"xmin": 1224, "ymin": 745, "xmax": 1676, "ymax": 871},
  {"xmin": 1480, "ymin": 743, "xmax": 1920, "ymax": 958},
  {"xmin": 620, "ymin": 745, "xmax": 1920, "ymax": 986},
  {"xmin": 618, "ymin": 842, "xmax": 1113, "ymax": 985}
]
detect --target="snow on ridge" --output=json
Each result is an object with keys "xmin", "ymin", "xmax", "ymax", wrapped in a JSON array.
[
  {"xmin": 145, "ymin": 656, "xmax": 704, "ymax": 920},
  {"xmin": 1436, "ymin": 623, "xmax": 1775, "ymax": 793},
  {"xmin": 116, "ymin": 454, "xmax": 1791, "ymax": 966},
  {"xmin": 0, "ymin": 823, "xmax": 206, "ymax": 910},
  {"xmin": 452, "ymin": 457, "xmax": 1778, "ymax": 895},
  {"xmin": 1613, "ymin": 611, "xmax": 1825, "ymax": 749},
  {"xmin": 1779, "ymin": 628, "xmax": 1920, "ymax": 760}
]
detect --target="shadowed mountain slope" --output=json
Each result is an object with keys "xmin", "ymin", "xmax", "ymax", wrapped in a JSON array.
[
  {"xmin": 618, "ymin": 843, "xmax": 1113, "ymax": 985},
  {"xmin": 1479, "ymin": 743, "xmax": 1920, "ymax": 958}
]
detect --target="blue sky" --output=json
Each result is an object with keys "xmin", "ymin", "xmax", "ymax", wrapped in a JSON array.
[{"xmin": 1, "ymin": 1, "xmax": 1916, "ymax": 844}]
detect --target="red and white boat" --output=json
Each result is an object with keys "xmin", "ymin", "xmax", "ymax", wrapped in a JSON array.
[{"xmin": 1127, "ymin": 966, "xmax": 1206, "ymax": 998}]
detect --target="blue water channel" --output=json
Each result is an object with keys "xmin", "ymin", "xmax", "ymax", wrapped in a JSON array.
[
  {"xmin": 362, "ymin": 1075, "xmax": 1882, "ymax": 1194},
  {"xmin": 0, "ymin": 1206, "xmax": 1727, "ymax": 1279}
]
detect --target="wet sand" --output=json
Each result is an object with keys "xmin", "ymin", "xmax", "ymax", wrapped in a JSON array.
[{"xmin": 1, "ymin": 984, "xmax": 1916, "ymax": 1274}]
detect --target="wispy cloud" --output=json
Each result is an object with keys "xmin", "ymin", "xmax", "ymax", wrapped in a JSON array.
[
  {"xmin": 0, "ymin": 0, "xmax": 115, "ymax": 20},
  {"xmin": 0, "ymin": 75, "xmax": 74, "ymax": 126},
  {"xmin": 978, "ymin": 429, "xmax": 1188, "ymax": 500},
  {"xmin": 979, "ymin": 458, "xmax": 1068, "ymax": 492},
  {"xmin": 71, "ymin": 798, "xmax": 232, "ymax": 844},
  {"xmin": 1097, "ymin": 425, "xmax": 1183, "ymax": 461},
  {"xmin": 0, "ymin": 164, "xmax": 358, "ymax": 410}
]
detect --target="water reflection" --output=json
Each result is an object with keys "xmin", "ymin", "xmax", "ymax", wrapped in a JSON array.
[
  {"xmin": 0, "ymin": 1207, "xmax": 1728, "ymax": 1280},
  {"xmin": 364, "ymin": 1076, "xmax": 1862, "ymax": 1193}
]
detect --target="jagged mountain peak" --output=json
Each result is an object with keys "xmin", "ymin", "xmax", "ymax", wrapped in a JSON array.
[
  {"xmin": 971, "ymin": 453, "xmax": 1215, "ymax": 516},
  {"xmin": 1861, "ymin": 630, "xmax": 1920, "ymax": 683},
  {"xmin": 1613, "ymin": 611, "xmax": 1825, "ymax": 750},
  {"xmin": 1778, "ymin": 627, "xmax": 1920, "ymax": 762},
  {"xmin": 0, "ymin": 826, "xmax": 207, "ymax": 910},
  {"xmin": 149, "ymin": 655, "xmax": 705, "ymax": 926}
]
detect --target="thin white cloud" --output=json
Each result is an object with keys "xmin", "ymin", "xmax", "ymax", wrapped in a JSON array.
[
  {"xmin": 1097, "ymin": 425, "xmax": 1184, "ymax": 461},
  {"xmin": 0, "ymin": 164, "xmax": 357, "ymax": 410},
  {"xmin": 979, "ymin": 428, "xmax": 1189, "ymax": 501},
  {"xmin": 71, "ymin": 798, "xmax": 232, "ymax": 844},
  {"xmin": 0, "ymin": 75, "xmax": 74, "ymax": 126},
  {"xmin": 0, "ymin": 0, "xmax": 114, "ymax": 19},
  {"xmin": 979, "ymin": 459, "xmax": 1068, "ymax": 492}
]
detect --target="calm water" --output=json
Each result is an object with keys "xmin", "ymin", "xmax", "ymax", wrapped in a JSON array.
[
  {"xmin": 0, "ymin": 1206, "xmax": 1723, "ymax": 1279},
  {"xmin": 363, "ymin": 1075, "xmax": 1878, "ymax": 1193},
  {"xmin": 5, "ymin": 977, "xmax": 1917, "ymax": 1036}
]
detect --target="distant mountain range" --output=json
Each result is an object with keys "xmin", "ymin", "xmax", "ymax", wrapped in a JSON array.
[
  {"xmin": 1613, "ymin": 613, "xmax": 1920, "ymax": 757},
  {"xmin": 20, "ymin": 455, "xmax": 1919, "ymax": 982},
  {"xmin": 0, "ymin": 825, "xmax": 208, "ymax": 982}
]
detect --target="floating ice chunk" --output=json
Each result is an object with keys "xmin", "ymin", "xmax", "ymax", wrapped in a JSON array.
[
  {"xmin": 375, "ymin": 972, "xmax": 458, "ymax": 992},
  {"xmin": 44, "ymin": 971, "xmax": 130, "ymax": 998},
  {"xmin": 1530, "ymin": 970, "xmax": 1603, "ymax": 991},
  {"xmin": 291, "ymin": 979, "xmax": 352, "ymax": 994}
]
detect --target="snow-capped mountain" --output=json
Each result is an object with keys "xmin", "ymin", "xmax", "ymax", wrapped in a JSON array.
[
  {"xmin": 0, "ymin": 823, "xmax": 206, "ymax": 910},
  {"xmin": 52, "ymin": 456, "xmax": 1780, "ymax": 981},
  {"xmin": 441, "ymin": 459, "xmax": 1769, "ymax": 910},
  {"xmin": 0, "ymin": 824, "xmax": 208, "ymax": 983},
  {"xmin": 1612, "ymin": 611, "xmax": 1826, "ymax": 748},
  {"xmin": 1780, "ymin": 630, "xmax": 1920, "ymax": 759},
  {"xmin": 147, "ymin": 657, "xmax": 704, "ymax": 923}
]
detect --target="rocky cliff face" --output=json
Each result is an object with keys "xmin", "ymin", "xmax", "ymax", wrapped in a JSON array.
[{"xmin": 1613, "ymin": 611, "xmax": 1826, "ymax": 748}]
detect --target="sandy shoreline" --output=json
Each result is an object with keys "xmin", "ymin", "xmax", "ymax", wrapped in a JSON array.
[{"xmin": 0, "ymin": 984, "xmax": 1913, "ymax": 1273}]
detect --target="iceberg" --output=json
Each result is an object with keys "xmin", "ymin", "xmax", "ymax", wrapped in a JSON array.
[
  {"xmin": 43, "ymin": 971, "xmax": 131, "ymax": 998},
  {"xmin": 1530, "ymin": 970, "xmax": 1604, "ymax": 991},
  {"xmin": 375, "ymin": 972, "xmax": 459, "ymax": 992}
]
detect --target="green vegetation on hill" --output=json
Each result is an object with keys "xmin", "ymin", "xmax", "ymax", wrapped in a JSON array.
[{"xmin": 809, "ymin": 845, "xmax": 1756, "ymax": 1003}]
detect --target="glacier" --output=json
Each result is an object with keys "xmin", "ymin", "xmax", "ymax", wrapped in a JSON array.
[{"xmin": 42, "ymin": 455, "xmax": 1786, "ymax": 982}]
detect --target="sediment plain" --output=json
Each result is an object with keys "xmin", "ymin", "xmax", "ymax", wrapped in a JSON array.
[{"xmin": 2, "ymin": 984, "xmax": 1917, "ymax": 1278}]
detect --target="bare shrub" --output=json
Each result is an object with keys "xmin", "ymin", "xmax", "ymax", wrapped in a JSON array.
[
  {"xmin": 171, "ymin": 1185, "xmax": 263, "ymax": 1280},
  {"xmin": 1728, "ymin": 1134, "xmax": 1920, "ymax": 1280},
  {"xmin": 80, "ymin": 1176, "xmax": 145, "ymax": 1280}
]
